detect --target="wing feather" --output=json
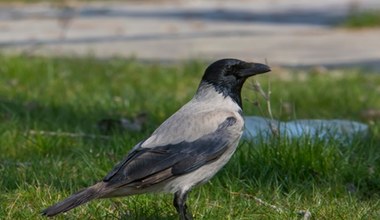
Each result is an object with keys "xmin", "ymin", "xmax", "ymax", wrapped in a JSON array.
[{"xmin": 103, "ymin": 117, "xmax": 237, "ymax": 188}]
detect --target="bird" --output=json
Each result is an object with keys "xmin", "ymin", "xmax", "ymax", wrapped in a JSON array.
[{"xmin": 42, "ymin": 58, "xmax": 270, "ymax": 219}]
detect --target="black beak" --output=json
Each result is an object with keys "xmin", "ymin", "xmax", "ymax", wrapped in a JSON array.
[{"xmin": 238, "ymin": 62, "xmax": 271, "ymax": 78}]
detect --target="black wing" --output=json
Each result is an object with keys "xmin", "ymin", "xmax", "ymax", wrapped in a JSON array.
[{"xmin": 103, "ymin": 117, "xmax": 237, "ymax": 188}]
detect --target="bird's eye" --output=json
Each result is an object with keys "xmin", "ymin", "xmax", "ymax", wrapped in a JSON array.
[
  {"xmin": 225, "ymin": 64, "xmax": 240, "ymax": 76},
  {"xmin": 223, "ymin": 69, "xmax": 233, "ymax": 76}
]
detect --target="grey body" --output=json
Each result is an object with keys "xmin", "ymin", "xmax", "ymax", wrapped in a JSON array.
[
  {"xmin": 42, "ymin": 58, "xmax": 270, "ymax": 219},
  {"xmin": 104, "ymin": 83, "xmax": 244, "ymax": 197}
]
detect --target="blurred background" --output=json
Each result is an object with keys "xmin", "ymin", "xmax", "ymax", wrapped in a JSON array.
[{"xmin": 1, "ymin": 0, "xmax": 380, "ymax": 69}]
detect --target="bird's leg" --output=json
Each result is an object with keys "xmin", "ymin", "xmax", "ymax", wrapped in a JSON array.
[{"xmin": 173, "ymin": 191, "xmax": 193, "ymax": 220}]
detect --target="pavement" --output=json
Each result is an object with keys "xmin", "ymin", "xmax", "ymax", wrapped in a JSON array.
[{"xmin": 1, "ymin": 0, "xmax": 380, "ymax": 69}]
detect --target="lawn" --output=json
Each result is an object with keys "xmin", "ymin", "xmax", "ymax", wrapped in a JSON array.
[
  {"xmin": 1, "ymin": 55, "xmax": 380, "ymax": 219},
  {"xmin": 342, "ymin": 9, "xmax": 380, "ymax": 28}
]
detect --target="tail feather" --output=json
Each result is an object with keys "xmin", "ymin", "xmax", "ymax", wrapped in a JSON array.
[{"xmin": 42, "ymin": 182, "xmax": 105, "ymax": 217}]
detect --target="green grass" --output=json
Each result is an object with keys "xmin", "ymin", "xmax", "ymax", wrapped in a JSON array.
[
  {"xmin": 1, "ymin": 55, "xmax": 380, "ymax": 219},
  {"xmin": 342, "ymin": 9, "xmax": 380, "ymax": 28}
]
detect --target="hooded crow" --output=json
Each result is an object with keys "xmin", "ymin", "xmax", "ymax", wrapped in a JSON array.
[{"xmin": 42, "ymin": 58, "xmax": 270, "ymax": 219}]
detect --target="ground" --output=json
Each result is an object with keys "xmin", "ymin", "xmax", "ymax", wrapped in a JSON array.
[
  {"xmin": 0, "ymin": 0, "xmax": 380, "ymax": 69},
  {"xmin": 1, "ymin": 55, "xmax": 380, "ymax": 219}
]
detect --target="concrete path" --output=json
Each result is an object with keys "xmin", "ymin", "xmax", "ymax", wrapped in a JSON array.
[{"xmin": 1, "ymin": 0, "xmax": 380, "ymax": 68}]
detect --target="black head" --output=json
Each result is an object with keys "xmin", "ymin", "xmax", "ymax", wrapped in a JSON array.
[{"xmin": 198, "ymin": 58, "xmax": 270, "ymax": 107}]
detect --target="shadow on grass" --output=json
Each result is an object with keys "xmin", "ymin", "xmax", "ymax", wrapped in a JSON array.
[
  {"xmin": 121, "ymin": 214, "xmax": 178, "ymax": 220},
  {"xmin": 0, "ymin": 97, "xmax": 149, "ymax": 192},
  {"xmin": 215, "ymin": 136, "xmax": 380, "ymax": 200},
  {"xmin": 1, "ymin": 97, "xmax": 124, "ymax": 132}
]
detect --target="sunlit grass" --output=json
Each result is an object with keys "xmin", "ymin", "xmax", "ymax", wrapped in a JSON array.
[{"xmin": 1, "ymin": 55, "xmax": 380, "ymax": 219}]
